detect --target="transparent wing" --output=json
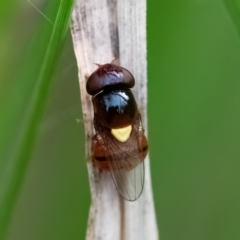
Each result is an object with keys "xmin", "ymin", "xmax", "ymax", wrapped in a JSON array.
[
  {"xmin": 106, "ymin": 142, "xmax": 145, "ymax": 201},
  {"xmin": 95, "ymin": 114, "xmax": 146, "ymax": 201}
]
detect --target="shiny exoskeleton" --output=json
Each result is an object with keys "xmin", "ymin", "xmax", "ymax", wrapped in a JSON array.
[{"xmin": 87, "ymin": 63, "xmax": 148, "ymax": 201}]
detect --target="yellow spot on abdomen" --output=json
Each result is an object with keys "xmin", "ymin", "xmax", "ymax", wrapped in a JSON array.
[{"xmin": 111, "ymin": 125, "xmax": 132, "ymax": 142}]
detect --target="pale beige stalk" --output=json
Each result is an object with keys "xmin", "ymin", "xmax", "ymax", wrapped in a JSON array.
[{"xmin": 71, "ymin": 0, "xmax": 159, "ymax": 239}]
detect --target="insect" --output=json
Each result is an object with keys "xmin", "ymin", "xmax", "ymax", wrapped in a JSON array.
[{"xmin": 86, "ymin": 63, "xmax": 148, "ymax": 201}]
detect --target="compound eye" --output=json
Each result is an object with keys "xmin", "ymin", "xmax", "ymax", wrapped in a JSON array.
[{"xmin": 86, "ymin": 64, "xmax": 135, "ymax": 95}]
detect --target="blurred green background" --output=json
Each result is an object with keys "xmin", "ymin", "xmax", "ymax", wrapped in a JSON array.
[{"xmin": 0, "ymin": 0, "xmax": 240, "ymax": 239}]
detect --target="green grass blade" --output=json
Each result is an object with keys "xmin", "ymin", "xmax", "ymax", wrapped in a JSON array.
[
  {"xmin": 0, "ymin": 0, "xmax": 75, "ymax": 238},
  {"xmin": 223, "ymin": 0, "xmax": 240, "ymax": 38}
]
